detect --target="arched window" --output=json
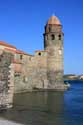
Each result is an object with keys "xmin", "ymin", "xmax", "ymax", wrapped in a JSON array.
[
  {"xmin": 51, "ymin": 34, "xmax": 55, "ymax": 40},
  {"xmin": 58, "ymin": 34, "xmax": 61, "ymax": 40}
]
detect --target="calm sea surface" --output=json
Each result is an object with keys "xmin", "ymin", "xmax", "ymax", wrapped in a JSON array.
[{"xmin": 0, "ymin": 80, "xmax": 83, "ymax": 125}]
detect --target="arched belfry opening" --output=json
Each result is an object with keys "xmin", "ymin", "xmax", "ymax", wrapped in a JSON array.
[
  {"xmin": 58, "ymin": 34, "xmax": 61, "ymax": 40},
  {"xmin": 51, "ymin": 34, "xmax": 55, "ymax": 40}
]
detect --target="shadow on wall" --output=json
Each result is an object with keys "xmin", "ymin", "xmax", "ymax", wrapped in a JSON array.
[{"xmin": 0, "ymin": 92, "xmax": 64, "ymax": 125}]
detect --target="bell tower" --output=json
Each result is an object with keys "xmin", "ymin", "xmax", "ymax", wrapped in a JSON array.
[{"xmin": 44, "ymin": 15, "xmax": 64, "ymax": 89}]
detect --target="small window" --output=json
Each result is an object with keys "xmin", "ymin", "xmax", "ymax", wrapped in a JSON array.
[
  {"xmin": 51, "ymin": 34, "xmax": 55, "ymax": 40},
  {"xmin": 20, "ymin": 55, "xmax": 23, "ymax": 60},
  {"xmin": 59, "ymin": 34, "xmax": 61, "ymax": 40},
  {"xmin": 38, "ymin": 52, "xmax": 41, "ymax": 56}
]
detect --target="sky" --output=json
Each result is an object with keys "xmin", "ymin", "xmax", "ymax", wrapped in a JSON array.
[{"xmin": 0, "ymin": 0, "xmax": 83, "ymax": 75}]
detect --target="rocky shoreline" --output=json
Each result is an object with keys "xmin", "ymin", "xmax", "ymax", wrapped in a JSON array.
[{"xmin": 64, "ymin": 74, "xmax": 83, "ymax": 81}]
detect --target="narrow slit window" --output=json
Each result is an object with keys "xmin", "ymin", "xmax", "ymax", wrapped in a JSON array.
[
  {"xmin": 20, "ymin": 55, "xmax": 23, "ymax": 60},
  {"xmin": 49, "ymin": 27, "xmax": 51, "ymax": 32}
]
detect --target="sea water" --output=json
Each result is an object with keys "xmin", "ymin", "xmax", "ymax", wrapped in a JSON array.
[{"xmin": 0, "ymin": 80, "xmax": 83, "ymax": 125}]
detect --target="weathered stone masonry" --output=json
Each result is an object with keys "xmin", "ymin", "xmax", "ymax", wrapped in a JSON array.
[
  {"xmin": 44, "ymin": 16, "xmax": 64, "ymax": 89},
  {"xmin": 0, "ymin": 51, "xmax": 14, "ymax": 108},
  {"xmin": 0, "ymin": 15, "xmax": 65, "ymax": 108}
]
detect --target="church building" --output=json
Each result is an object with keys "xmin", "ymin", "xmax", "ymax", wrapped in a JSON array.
[{"xmin": 0, "ymin": 15, "xmax": 64, "ymax": 99}]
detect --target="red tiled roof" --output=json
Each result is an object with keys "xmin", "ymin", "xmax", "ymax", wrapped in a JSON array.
[
  {"xmin": 4, "ymin": 48, "xmax": 16, "ymax": 53},
  {"xmin": 16, "ymin": 50, "xmax": 27, "ymax": 55},
  {"xmin": 4, "ymin": 48, "xmax": 33, "ymax": 56},
  {"xmin": 0, "ymin": 41, "xmax": 16, "ymax": 49},
  {"xmin": 0, "ymin": 41, "xmax": 33, "ymax": 56},
  {"xmin": 16, "ymin": 50, "xmax": 32, "ymax": 56}
]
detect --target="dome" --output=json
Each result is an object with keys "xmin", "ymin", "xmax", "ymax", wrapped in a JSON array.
[{"xmin": 47, "ymin": 15, "xmax": 61, "ymax": 25}]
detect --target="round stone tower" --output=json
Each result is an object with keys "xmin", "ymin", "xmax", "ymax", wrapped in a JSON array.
[{"xmin": 43, "ymin": 15, "xmax": 64, "ymax": 89}]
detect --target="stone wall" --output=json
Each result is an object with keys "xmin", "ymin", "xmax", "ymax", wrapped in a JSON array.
[
  {"xmin": 47, "ymin": 45, "xmax": 64, "ymax": 89},
  {"xmin": 0, "ymin": 51, "xmax": 14, "ymax": 109},
  {"xmin": 44, "ymin": 19, "xmax": 64, "ymax": 90},
  {"xmin": 14, "ymin": 46, "xmax": 64, "ymax": 93},
  {"xmin": 14, "ymin": 51, "xmax": 48, "ymax": 93}
]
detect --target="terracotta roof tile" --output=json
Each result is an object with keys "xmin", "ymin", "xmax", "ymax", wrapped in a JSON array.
[
  {"xmin": 0, "ymin": 41, "xmax": 16, "ymax": 49},
  {"xmin": 16, "ymin": 50, "xmax": 32, "ymax": 56},
  {"xmin": 0, "ymin": 41, "xmax": 33, "ymax": 56},
  {"xmin": 4, "ymin": 48, "xmax": 16, "ymax": 53}
]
